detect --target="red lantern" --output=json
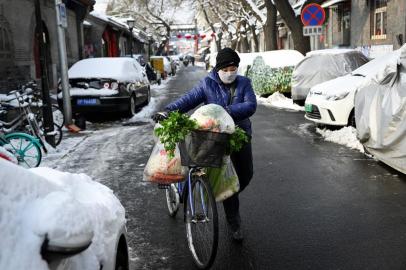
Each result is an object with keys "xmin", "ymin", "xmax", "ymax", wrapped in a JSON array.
[
  {"xmin": 193, "ymin": 35, "xmax": 198, "ymax": 40},
  {"xmin": 200, "ymin": 34, "xmax": 206, "ymax": 39},
  {"xmin": 177, "ymin": 34, "xmax": 182, "ymax": 39},
  {"xmin": 185, "ymin": 34, "xmax": 191, "ymax": 39}
]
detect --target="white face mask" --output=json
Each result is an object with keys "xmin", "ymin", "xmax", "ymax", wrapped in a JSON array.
[{"xmin": 218, "ymin": 70, "xmax": 238, "ymax": 84}]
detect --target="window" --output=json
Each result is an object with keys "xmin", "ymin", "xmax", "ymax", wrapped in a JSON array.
[{"xmin": 371, "ymin": 0, "xmax": 387, "ymax": 40}]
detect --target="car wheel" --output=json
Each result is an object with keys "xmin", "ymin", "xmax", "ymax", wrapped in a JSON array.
[
  {"xmin": 348, "ymin": 110, "xmax": 356, "ymax": 128},
  {"xmin": 115, "ymin": 237, "xmax": 129, "ymax": 270},
  {"xmin": 128, "ymin": 94, "xmax": 136, "ymax": 117}
]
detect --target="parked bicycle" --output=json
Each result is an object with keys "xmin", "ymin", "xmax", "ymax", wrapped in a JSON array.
[
  {"xmin": 0, "ymin": 84, "xmax": 63, "ymax": 147},
  {"xmin": 0, "ymin": 108, "xmax": 42, "ymax": 167}
]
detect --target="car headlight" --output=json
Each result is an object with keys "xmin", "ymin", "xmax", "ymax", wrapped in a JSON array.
[{"xmin": 326, "ymin": 92, "xmax": 349, "ymax": 101}]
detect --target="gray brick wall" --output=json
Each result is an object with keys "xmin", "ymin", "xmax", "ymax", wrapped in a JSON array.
[
  {"xmin": 0, "ymin": 0, "xmax": 81, "ymax": 94},
  {"xmin": 351, "ymin": 0, "xmax": 406, "ymax": 50}
]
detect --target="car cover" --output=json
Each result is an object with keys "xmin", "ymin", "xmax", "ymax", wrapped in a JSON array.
[
  {"xmin": 292, "ymin": 51, "xmax": 369, "ymax": 101},
  {"xmin": 355, "ymin": 44, "xmax": 406, "ymax": 174}
]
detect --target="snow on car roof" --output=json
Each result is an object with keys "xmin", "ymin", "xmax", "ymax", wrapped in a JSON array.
[
  {"xmin": 68, "ymin": 57, "xmax": 143, "ymax": 82},
  {"xmin": 306, "ymin": 49, "xmax": 357, "ymax": 56},
  {"xmin": 0, "ymin": 159, "xmax": 125, "ymax": 269}
]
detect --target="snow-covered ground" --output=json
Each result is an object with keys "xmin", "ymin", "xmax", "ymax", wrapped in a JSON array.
[
  {"xmin": 257, "ymin": 92, "xmax": 304, "ymax": 111},
  {"xmin": 316, "ymin": 126, "xmax": 365, "ymax": 153},
  {"xmin": 0, "ymin": 159, "xmax": 125, "ymax": 270}
]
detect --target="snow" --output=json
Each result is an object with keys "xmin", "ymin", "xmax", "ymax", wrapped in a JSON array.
[
  {"xmin": 57, "ymin": 88, "xmax": 119, "ymax": 98},
  {"xmin": 238, "ymin": 50, "xmax": 304, "ymax": 75},
  {"xmin": 316, "ymin": 126, "xmax": 365, "ymax": 153},
  {"xmin": 68, "ymin": 58, "xmax": 145, "ymax": 83},
  {"xmin": 306, "ymin": 49, "xmax": 357, "ymax": 56},
  {"xmin": 257, "ymin": 92, "xmax": 304, "ymax": 111},
  {"xmin": 0, "ymin": 159, "xmax": 125, "ymax": 270},
  {"xmin": 0, "ymin": 93, "xmax": 14, "ymax": 102},
  {"xmin": 245, "ymin": 0, "xmax": 267, "ymax": 22}
]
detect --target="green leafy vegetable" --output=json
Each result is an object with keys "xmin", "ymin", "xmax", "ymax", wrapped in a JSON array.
[
  {"xmin": 228, "ymin": 127, "xmax": 249, "ymax": 153},
  {"xmin": 154, "ymin": 111, "xmax": 198, "ymax": 159}
]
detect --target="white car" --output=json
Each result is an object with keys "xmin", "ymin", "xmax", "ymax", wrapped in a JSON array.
[
  {"xmin": 304, "ymin": 49, "xmax": 401, "ymax": 126},
  {"xmin": 0, "ymin": 159, "xmax": 129, "ymax": 270}
]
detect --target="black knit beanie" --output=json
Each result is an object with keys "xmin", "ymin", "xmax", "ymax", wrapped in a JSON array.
[{"xmin": 215, "ymin": 48, "xmax": 240, "ymax": 71}]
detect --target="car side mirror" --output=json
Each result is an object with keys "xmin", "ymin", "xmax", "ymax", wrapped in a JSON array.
[{"xmin": 41, "ymin": 231, "xmax": 93, "ymax": 266}]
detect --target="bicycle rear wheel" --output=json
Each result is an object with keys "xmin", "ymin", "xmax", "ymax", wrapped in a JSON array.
[
  {"xmin": 5, "ymin": 133, "xmax": 42, "ymax": 168},
  {"xmin": 166, "ymin": 183, "xmax": 180, "ymax": 217},
  {"xmin": 184, "ymin": 175, "xmax": 218, "ymax": 269}
]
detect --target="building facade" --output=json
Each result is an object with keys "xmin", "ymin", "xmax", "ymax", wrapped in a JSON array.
[
  {"xmin": 351, "ymin": 0, "xmax": 406, "ymax": 57},
  {"xmin": 0, "ymin": 0, "xmax": 93, "ymax": 93}
]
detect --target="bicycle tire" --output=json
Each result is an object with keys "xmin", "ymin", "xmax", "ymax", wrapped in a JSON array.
[
  {"xmin": 52, "ymin": 104, "xmax": 65, "ymax": 127},
  {"xmin": 5, "ymin": 133, "xmax": 42, "ymax": 168},
  {"xmin": 166, "ymin": 183, "xmax": 180, "ymax": 217},
  {"xmin": 184, "ymin": 175, "xmax": 218, "ymax": 269}
]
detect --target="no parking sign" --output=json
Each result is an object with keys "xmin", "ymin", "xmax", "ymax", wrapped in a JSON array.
[{"xmin": 301, "ymin": 3, "xmax": 326, "ymax": 26}]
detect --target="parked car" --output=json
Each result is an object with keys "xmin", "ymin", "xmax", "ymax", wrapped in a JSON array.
[
  {"xmin": 128, "ymin": 54, "xmax": 161, "ymax": 85},
  {"xmin": 304, "ymin": 49, "xmax": 401, "ymax": 127},
  {"xmin": 355, "ymin": 44, "xmax": 406, "ymax": 174},
  {"xmin": 57, "ymin": 57, "xmax": 150, "ymax": 118},
  {"xmin": 0, "ymin": 159, "xmax": 129, "ymax": 270},
  {"xmin": 292, "ymin": 49, "xmax": 369, "ymax": 105}
]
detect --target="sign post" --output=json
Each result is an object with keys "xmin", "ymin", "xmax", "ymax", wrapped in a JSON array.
[{"xmin": 301, "ymin": 3, "xmax": 325, "ymax": 51}]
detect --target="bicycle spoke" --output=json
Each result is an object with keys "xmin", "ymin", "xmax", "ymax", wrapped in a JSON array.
[{"xmin": 22, "ymin": 142, "xmax": 35, "ymax": 152}]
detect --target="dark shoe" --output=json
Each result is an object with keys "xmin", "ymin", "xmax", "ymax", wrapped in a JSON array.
[{"xmin": 232, "ymin": 227, "xmax": 244, "ymax": 243}]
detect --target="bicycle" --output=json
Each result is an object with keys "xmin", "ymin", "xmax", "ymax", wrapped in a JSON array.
[
  {"xmin": 0, "ymin": 86, "xmax": 62, "ymax": 148},
  {"xmin": 156, "ymin": 126, "xmax": 229, "ymax": 269},
  {"xmin": 0, "ymin": 109, "xmax": 42, "ymax": 167}
]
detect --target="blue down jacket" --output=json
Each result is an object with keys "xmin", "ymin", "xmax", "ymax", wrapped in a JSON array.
[{"xmin": 165, "ymin": 70, "xmax": 257, "ymax": 135}]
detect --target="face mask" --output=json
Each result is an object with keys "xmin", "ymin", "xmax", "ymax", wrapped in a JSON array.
[{"xmin": 218, "ymin": 70, "xmax": 238, "ymax": 84}]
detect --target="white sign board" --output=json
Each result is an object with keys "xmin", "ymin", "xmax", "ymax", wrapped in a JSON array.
[
  {"xmin": 57, "ymin": 3, "xmax": 68, "ymax": 28},
  {"xmin": 303, "ymin": 26, "xmax": 323, "ymax": 36}
]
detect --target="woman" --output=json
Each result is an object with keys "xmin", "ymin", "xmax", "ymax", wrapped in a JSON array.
[{"xmin": 154, "ymin": 48, "xmax": 256, "ymax": 242}]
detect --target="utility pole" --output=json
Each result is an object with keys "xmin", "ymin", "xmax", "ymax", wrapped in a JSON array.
[
  {"xmin": 55, "ymin": 0, "xmax": 73, "ymax": 127},
  {"xmin": 34, "ymin": 0, "xmax": 56, "ymax": 146}
]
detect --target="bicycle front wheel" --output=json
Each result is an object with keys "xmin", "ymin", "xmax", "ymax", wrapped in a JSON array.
[
  {"xmin": 5, "ymin": 133, "xmax": 42, "ymax": 168},
  {"xmin": 184, "ymin": 176, "xmax": 218, "ymax": 269}
]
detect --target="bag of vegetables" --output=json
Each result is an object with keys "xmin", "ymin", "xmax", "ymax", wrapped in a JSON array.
[
  {"xmin": 191, "ymin": 104, "xmax": 235, "ymax": 134},
  {"xmin": 205, "ymin": 157, "xmax": 240, "ymax": 202},
  {"xmin": 144, "ymin": 124, "xmax": 187, "ymax": 184}
]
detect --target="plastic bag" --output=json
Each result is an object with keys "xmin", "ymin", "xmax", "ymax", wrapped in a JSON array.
[
  {"xmin": 205, "ymin": 157, "xmax": 240, "ymax": 202},
  {"xmin": 191, "ymin": 104, "xmax": 235, "ymax": 134},
  {"xmin": 144, "ymin": 141, "xmax": 186, "ymax": 184}
]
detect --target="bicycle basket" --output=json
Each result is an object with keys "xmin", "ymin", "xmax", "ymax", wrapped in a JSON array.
[{"xmin": 178, "ymin": 130, "xmax": 230, "ymax": 168}]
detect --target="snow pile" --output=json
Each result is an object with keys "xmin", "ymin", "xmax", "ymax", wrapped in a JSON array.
[
  {"xmin": 0, "ymin": 160, "xmax": 126, "ymax": 269},
  {"xmin": 316, "ymin": 126, "xmax": 364, "ymax": 153},
  {"xmin": 258, "ymin": 92, "xmax": 304, "ymax": 111},
  {"xmin": 0, "ymin": 93, "xmax": 14, "ymax": 102},
  {"xmin": 306, "ymin": 49, "xmax": 356, "ymax": 56},
  {"xmin": 57, "ymin": 88, "xmax": 119, "ymax": 98}
]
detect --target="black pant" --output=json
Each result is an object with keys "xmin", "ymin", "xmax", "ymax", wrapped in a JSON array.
[{"xmin": 223, "ymin": 141, "xmax": 253, "ymax": 226}]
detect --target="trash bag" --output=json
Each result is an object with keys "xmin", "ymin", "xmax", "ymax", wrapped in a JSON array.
[
  {"xmin": 191, "ymin": 104, "xmax": 235, "ymax": 134},
  {"xmin": 205, "ymin": 157, "xmax": 239, "ymax": 202},
  {"xmin": 144, "ymin": 141, "xmax": 186, "ymax": 184}
]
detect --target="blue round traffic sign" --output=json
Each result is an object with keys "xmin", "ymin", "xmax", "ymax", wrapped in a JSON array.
[{"xmin": 301, "ymin": 3, "xmax": 326, "ymax": 26}]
